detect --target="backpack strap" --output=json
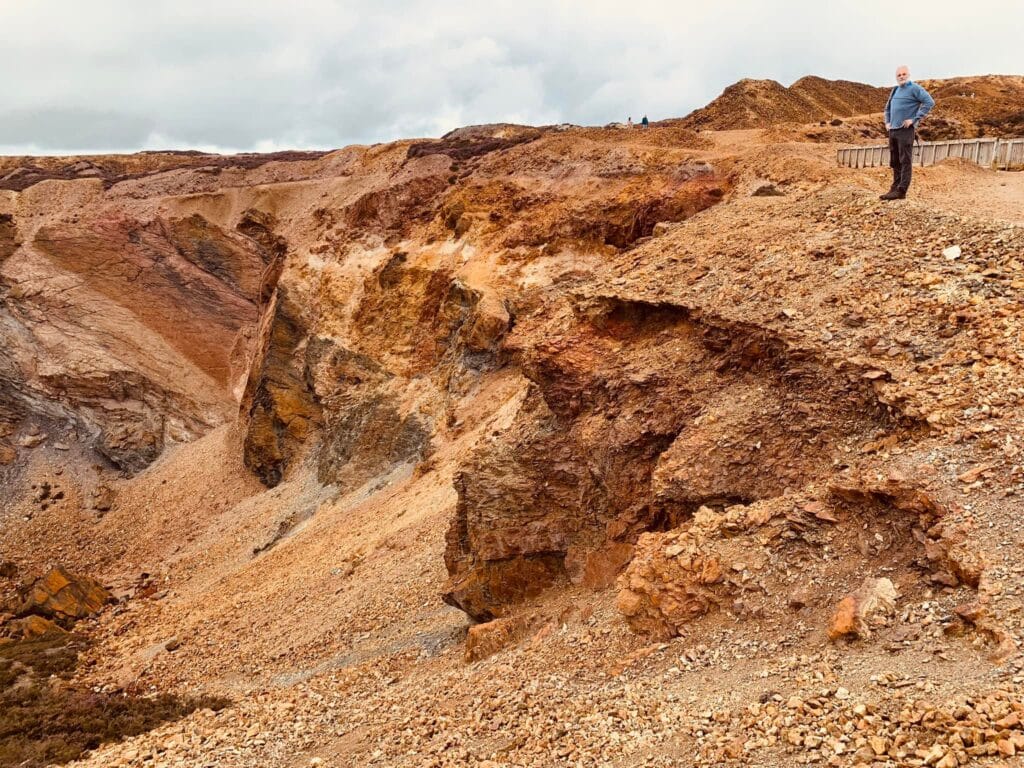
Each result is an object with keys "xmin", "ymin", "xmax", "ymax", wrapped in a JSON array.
[{"xmin": 885, "ymin": 86, "xmax": 897, "ymax": 123}]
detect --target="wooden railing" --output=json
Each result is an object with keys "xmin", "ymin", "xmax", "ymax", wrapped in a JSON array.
[{"xmin": 837, "ymin": 137, "xmax": 1024, "ymax": 170}]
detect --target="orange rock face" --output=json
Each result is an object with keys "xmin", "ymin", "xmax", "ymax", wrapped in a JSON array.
[
  {"xmin": 7, "ymin": 614, "xmax": 67, "ymax": 639},
  {"xmin": 231, "ymin": 127, "xmax": 726, "ymax": 493},
  {"xmin": 828, "ymin": 596, "xmax": 860, "ymax": 641}
]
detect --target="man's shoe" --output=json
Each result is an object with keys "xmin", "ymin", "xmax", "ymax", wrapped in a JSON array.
[{"xmin": 879, "ymin": 190, "xmax": 901, "ymax": 200}]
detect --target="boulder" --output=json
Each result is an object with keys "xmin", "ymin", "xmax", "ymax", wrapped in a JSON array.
[
  {"xmin": 828, "ymin": 577, "xmax": 898, "ymax": 641},
  {"xmin": 18, "ymin": 566, "xmax": 113, "ymax": 623}
]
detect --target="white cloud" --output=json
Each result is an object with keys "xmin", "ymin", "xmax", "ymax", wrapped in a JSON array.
[{"xmin": 0, "ymin": 0, "xmax": 1020, "ymax": 153}]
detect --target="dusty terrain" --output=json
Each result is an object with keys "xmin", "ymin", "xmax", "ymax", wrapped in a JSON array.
[{"xmin": 2, "ymin": 75, "xmax": 1024, "ymax": 768}]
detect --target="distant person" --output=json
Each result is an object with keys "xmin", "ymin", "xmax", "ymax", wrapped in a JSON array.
[
  {"xmin": 626, "ymin": 116, "xmax": 633, "ymax": 129},
  {"xmin": 880, "ymin": 65, "xmax": 935, "ymax": 200},
  {"xmin": 641, "ymin": 115, "xmax": 649, "ymax": 128}
]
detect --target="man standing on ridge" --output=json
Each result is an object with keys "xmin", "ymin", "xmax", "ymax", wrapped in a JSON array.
[{"xmin": 881, "ymin": 66, "xmax": 935, "ymax": 200}]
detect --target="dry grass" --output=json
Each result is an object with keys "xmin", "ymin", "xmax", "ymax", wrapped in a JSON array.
[{"xmin": 0, "ymin": 633, "xmax": 229, "ymax": 768}]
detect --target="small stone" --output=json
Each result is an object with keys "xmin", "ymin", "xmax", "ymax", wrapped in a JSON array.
[
  {"xmin": 955, "ymin": 601, "xmax": 986, "ymax": 624},
  {"xmin": 18, "ymin": 432, "xmax": 47, "ymax": 448},
  {"xmin": 853, "ymin": 745, "xmax": 875, "ymax": 763},
  {"xmin": 942, "ymin": 245, "xmax": 962, "ymax": 260},
  {"xmin": 89, "ymin": 484, "xmax": 117, "ymax": 512},
  {"xmin": 870, "ymin": 736, "xmax": 888, "ymax": 756}
]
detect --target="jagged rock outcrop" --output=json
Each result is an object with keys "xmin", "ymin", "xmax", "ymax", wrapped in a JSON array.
[
  {"xmin": 240, "ymin": 251, "xmax": 515, "ymax": 488},
  {"xmin": 442, "ymin": 297, "xmax": 903, "ymax": 620},
  {"xmin": 237, "ymin": 130, "xmax": 723, "ymax": 490},
  {"xmin": 240, "ymin": 282, "xmax": 321, "ymax": 487},
  {"xmin": 16, "ymin": 566, "xmax": 113, "ymax": 625}
]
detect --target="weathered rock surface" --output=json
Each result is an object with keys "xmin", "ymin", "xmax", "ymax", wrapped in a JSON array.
[
  {"xmin": 444, "ymin": 297, "xmax": 902, "ymax": 620},
  {"xmin": 615, "ymin": 475, "xmax": 979, "ymax": 639},
  {"xmin": 0, "ymin": 192, "xmax": 271, "ymax": 471},
  {"xmin": 5, "ymin": 613, "xmax": 67, "ymax": 639},
  {"xmin": 236, "ymin": 131, "xmax": 723, "ymax": 491},
  {"xmin": 17, "ymin": 566, "xmax": 112, "ymax": 623}
]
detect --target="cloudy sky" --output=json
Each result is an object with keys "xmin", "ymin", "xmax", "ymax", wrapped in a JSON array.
[{"xmin": 1, "ymin": 0, "xmax": 1021, "ymax": 155}]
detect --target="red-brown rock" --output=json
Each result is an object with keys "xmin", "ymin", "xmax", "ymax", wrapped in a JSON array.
[{"xmin": 18, "ymin": 566, "xmax": 113, "ymax": 623}]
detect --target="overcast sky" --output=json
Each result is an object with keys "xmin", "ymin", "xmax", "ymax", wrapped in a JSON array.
[{"xmin": 1, "ymin": 0, "xmax": 1021, "ymax": 155}]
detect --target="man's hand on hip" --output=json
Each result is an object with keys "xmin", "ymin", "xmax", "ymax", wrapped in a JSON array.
[
  {"xmin": 901, "ymin": 119, "xmax": 914, "ymax": 128},
  {"xmin": 885, "ymin": 123, "xmax": 892, "ymax": 130}
]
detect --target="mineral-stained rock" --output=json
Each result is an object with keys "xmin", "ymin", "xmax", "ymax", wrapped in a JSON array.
[
  {"xmin": 828, "ymin": 596, "xmax": 859, "ymax": 640},
  {"xmin": 240, "ymin": 284, "xmax": 321, "ymax": 487},
  {"xmin": 0, "ymin": 212, "xmax": 18, "ymax": 264},
  {"xmin": 616, "ymin": 505, "xmax": 748, "ymax": 638},
  {"xmin": 0, "ymin": 443, "xmax": 15, "ymax": 464},
  {"xmin": 954, "ymin": 601, "xmax": 986, "ymax": 625},
  {"xmin": 444, "ymin": 295, "xmax": 900, "ymax": 620},
  {"xmin": 1, "ymin": 203, "xmax": 268, "ymax": 473},
  {"xmin": 241, "ymin": 243, "xmax": 512, "ymax": 489},
  {"xmin": 464, "ymin": 614, "xmax": 534, "ymax": 662},
  {"xmin": 6, "ymin": 614, "xmax": 67, "ymax": 640},
  {"xmin": 650, "ymin": 383, "xmax": 822, "ymax": 508},
  {"xmin": 17, "ymin": 566, "xmax": 113, "ymax": 624},
  {"xmin": 443, "ymin": 551, "xmax": 565, "ymax": 623},
  {"xmin": 565, "ymin": 542, "xmax": 636, "ymax": 589},
  {"xmin": 830, "ymin": 475, "xmax": 985, "ymax": 588},
  {"xmin": 828, "ymin": 577, "xmax": 898, "ymax": 641}
]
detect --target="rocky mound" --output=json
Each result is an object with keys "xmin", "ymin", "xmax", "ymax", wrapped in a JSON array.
[
  {"xmin": 680, "ymin": 74, "xmax": 1024, "ymax": 139},
  {"xmin": 678, "ymin": 76, "xmax": 888, "ymax": 130},
  {"xmin": 917, "ymin": 75, "xmax": 1024, "ymax": 139}
]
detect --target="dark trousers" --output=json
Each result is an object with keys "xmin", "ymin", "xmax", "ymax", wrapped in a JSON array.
[{"xmin": 888, "ymin": 126, "xmax": 915, "ymax": 194}]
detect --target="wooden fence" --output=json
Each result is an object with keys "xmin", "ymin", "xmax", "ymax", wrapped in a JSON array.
[{"xmin": 837, "ymin": 137, "xmax": 1024, "ymax": 170}]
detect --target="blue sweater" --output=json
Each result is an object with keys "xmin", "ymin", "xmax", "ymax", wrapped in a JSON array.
[{"xmin": 885, "ymin": 81, "xmax": 935, "ymax": 128}]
